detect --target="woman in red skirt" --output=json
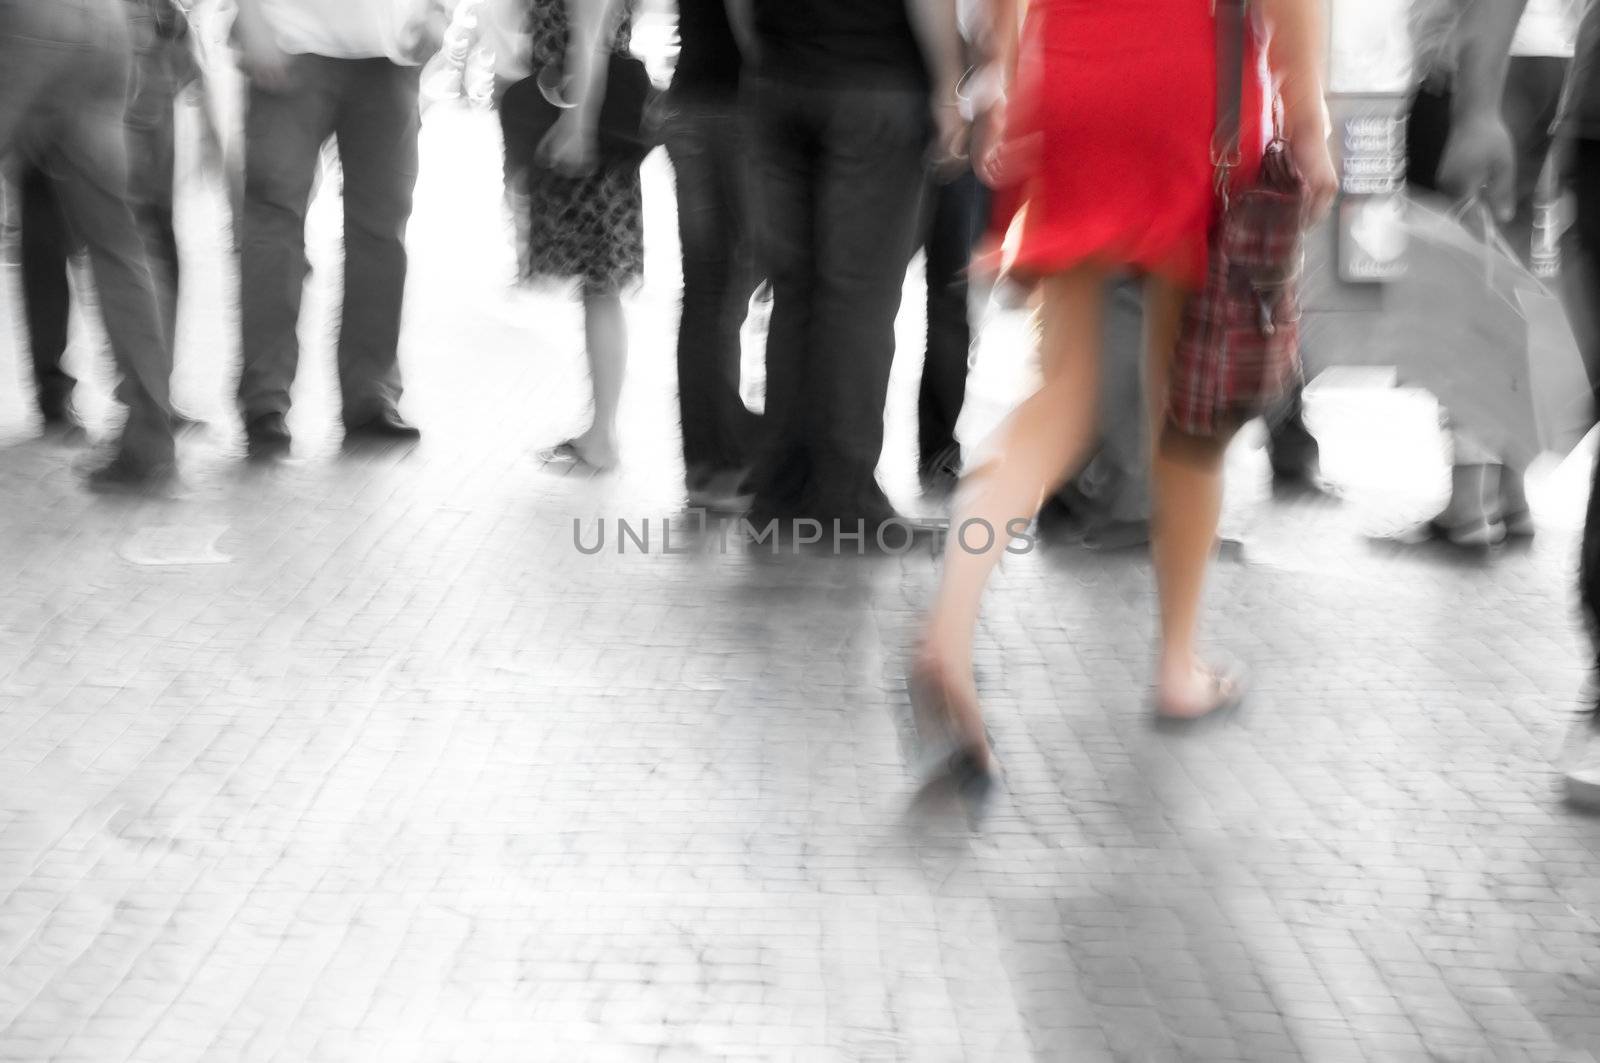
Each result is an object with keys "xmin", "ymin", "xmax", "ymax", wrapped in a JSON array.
[{"xmin": 914, "ymin": 0, "xmax": 1338, "ymax": 793}]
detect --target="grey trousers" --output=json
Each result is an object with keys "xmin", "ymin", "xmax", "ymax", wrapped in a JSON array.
[
  {"xmin": 1060, "ymin": 281, "xmax": 1317, "ymax": 524},
  {"xmin": 238, "ymin": 56, "xmax": 420, "ymax": 425},
  {"xmin": 0, "ymin": 0, "xmax": 175, "ymax": 469}
]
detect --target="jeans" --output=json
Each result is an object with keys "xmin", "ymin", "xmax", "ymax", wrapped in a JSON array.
[
  {"xmin": 238, "ymin": 56, "xmax": 420, "ymax": 425},
  {"xmin": 919, "ymin": 167, "xmax": 986, "ymax": 473},
  {"xmin": 1058, "ymin": 282, "xmax": 1153, "ymax": 524},
  {"xmin": 665, "ymin": 94, "xmax": 762, "ymax": 490},
  {"xmin": 18, "ymin": 8, "xmax": 183, "ymax": 418},
  {"xmin": 124, "ymin": 6, "xmax": 183, "ymax": 354},
  {"xmin": 0, "ymin": 0, "xmax": 174, "ymax": 468},
  {"xmin": 747, "ymin": 78, "xmax": 930, "ymax": 522}
]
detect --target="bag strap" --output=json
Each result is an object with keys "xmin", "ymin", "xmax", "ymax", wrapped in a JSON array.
[{"xmin": 1212, "ymin": 0, "xmax": 1248, "ymax": 196}]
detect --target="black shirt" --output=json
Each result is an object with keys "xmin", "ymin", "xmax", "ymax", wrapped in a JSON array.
[
  {"xmin": 674, "ymin": 0, "xmax": 743, "ymax": 97},
  {"xmin": 753, "ymin": 0, "xmax": 929, "ymax": 90}
]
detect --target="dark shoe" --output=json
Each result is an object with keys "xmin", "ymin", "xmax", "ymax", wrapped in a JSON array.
[
  {"xmin": 245, "ymin": 412, "xmax": 292, "ymax": 462},
  {"xmin": 1271, "ymin": 457, "xmax": 1341, "ymax": 500},
  {"xmin": 1502, "ymin": 507, "xmax": 1536, "ymax": 539},
  {"xmin": 918, "ymin": 445, "xmax": 962, "ymax": 499},
  {"xmin": 907, "ymin": 666, "xmax": 997, "ymax": 823},
  {"xmin": 39, "ymin": 396, "xmax": 79, "ymax": 428},
  {"xmin": 38, "ymin": 402, "xmax": 85, "ymax": 441},
  {"xmin": 343, "ymin": 408, "xmax": 421, "ymax": 443},
  {"xmin": 1080, "ymin": 517, "xmax": 1153, "ymax": 551},
  {"xmin": 85, "ymin": 455, "xmax": 177, "ymax": 496},
  {"xmin": 687, "ymin": 469, "xmax": 754, "ymax": 513}
]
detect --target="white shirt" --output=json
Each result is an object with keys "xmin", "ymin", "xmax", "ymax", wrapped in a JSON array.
[
  {"xmin": 1511, "ymin": 0, "xmax": 1581, "ymax": 58},
  {"xmin": 257, "ymin": 0, "xmax": 437, "ymax": 64},
  {"xmin": 479, "ymin": 0, "xmax": 531, "ymax": 81}
]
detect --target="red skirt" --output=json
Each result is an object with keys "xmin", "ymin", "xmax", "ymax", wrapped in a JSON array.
[{"xmin": 991, "ymin": 0, "xmax": 1269, "ymax": 289}]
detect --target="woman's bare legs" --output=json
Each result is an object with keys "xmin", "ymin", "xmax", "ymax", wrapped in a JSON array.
[
  {"xmin": 1143, "ymin": 275, "xmax": 1240, "ymax": 717},
  {"xmin": 573, "ymin": 285, "xmax": 626, "ymax": 469},
  {"xmin": 919, "ymin": 266, "xmax": 1108, "ymax": 766}
]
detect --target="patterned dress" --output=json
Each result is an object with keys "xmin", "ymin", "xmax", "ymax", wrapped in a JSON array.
[{"xmin": 522, "ymin": 0, "xmax": 645, "ymax": 294}]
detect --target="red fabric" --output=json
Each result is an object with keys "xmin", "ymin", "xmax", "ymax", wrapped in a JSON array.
[{"xmin": 989, "ymin": 0, "xmax": 1269, "ymax": 289}]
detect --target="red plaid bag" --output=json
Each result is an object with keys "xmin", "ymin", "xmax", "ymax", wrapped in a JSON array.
[{"xmin": 1168, "ymin": 0, "xmax": 1307, "ymax": 437}]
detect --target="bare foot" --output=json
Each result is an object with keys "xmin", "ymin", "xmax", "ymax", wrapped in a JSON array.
[
  {"xmin": 1155, "ymin": 659, "xmax": 1248, "ymax": 721},
  {"xmin": 571, "ymin": 430, "xmax": 619, "ymax": 471}
]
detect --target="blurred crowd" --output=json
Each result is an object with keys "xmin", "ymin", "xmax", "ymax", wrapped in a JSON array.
[{"xmin": 3, "ymin": 0, "xmax": 1600, "ymax": 811}]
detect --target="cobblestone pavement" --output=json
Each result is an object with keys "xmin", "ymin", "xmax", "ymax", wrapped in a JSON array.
[{"xmin": 2, "ymin": 104, "xmax": 1599, "ymax": 1062}]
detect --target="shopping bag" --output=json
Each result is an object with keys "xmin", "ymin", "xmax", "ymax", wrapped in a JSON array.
[
  {"xmin": 1520, "ymin": 285, "xmax": 1594, "ymax": 458},
  {"xmin": 1381, "ymin": 197, "xmax": 1594, "ymax": 465}
]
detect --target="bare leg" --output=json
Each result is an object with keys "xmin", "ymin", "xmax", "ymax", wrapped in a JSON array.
[
  {"xmin": 574, "ymin": 285, "xmax": 626, "ymax": 469},
  {"xmin": 1144, "ymin": 276, "xmax": 1238, "ymax": 716},
  {"xmin": 919, "ymin": 267, "xmax": 1108, "ymax": 764}
]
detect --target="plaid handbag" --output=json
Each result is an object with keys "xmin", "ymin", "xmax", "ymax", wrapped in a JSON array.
[{"xmin": 1168, "ymin": 0, "xmax": 1308, "ymax": 437}]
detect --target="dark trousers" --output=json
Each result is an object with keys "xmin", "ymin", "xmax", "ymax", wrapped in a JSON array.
[
  {"xmin": 1050, "ymin": 289, "xmax": 1319, "ymax": 528},
  {"xmin": 239, "ymin": 56, "xmax": 420, "ymax": 424},
  {"xmin": 17, "ymin": 10, "xmax": 182, "ymax": 419},
  {"xmin": 0, "ymin": 0, "xmax": 174, "ymax": 468},
  {"xmin": 18, "ymin": 166, "xmax": 76, "ymax": 415},
  {"xmin": 1569, "ymin": 139, "xmax": 1600, "ymax": 667},
  {"xmin": 747, "ymin": 78, "xmax": 930, "ymax": 522},
  {"xmin": 919, "ymin": 167, "xmax": 986, "ymax": 472},
  {"xmin": 665, "ymin": 94, "xmax": 762, "ymax": 489}
]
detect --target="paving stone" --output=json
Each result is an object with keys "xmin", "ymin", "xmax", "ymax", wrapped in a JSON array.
[{"xmin": 0, "ymin": 101, "xmax": 1596, "ymax": 1062}]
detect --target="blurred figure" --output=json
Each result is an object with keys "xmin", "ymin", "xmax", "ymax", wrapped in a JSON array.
[
  {"xmin": 14, "ymin": 167, "xmax": 80, "ymax": 430},
  {"xmin": 1427, "ymin": 0, "xmax": 1600, "ymax": 804},
  {"xmin": 16, "ymin": 0, "xmax": 204, "ymax": 435},
  {"xmin": 231, "ymin": 0, "xmax": 446, "ymax": 460},
  {"xmin": 482, "ymin": 0, "xmax": 533, "ymax": 103},
  {"xmin": 1041, "ymin": 294, "xmax": 1332, "ymax": 551},
  {"xmin": 521, "ymin": 0, "xmax": 647, "ymax": 473},
  {"xmin": 0, "ymin": 0, "xmax": 178, "ymax": 491},
  {"xmin": 916, "ymin": 0, "xmax": 992, "ymax": 500},
  {"xmin": 1405, "ymin": 0, "xmax": 1580, "ymax": 546},
  {"xmin": 666, "ymin": 0, "xmax": 761, "ymax": 509},
  {"xmin": 482, "ymin": 0, "xmax": 533, "ymax": 281},
  {"xmin": 917, "ymin": 165, "xmax": 986, "ymax": 499},
  {"xmin": 736, "ymin": 0, "xmax": 966, "ymax": 531},
  {"xmin": 914, "ymin": 0, "xmax": 1336, "ymax": 790}
]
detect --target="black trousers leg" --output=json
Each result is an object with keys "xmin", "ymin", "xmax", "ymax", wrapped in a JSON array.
[
  {"xmin": 1570, "ymin": 140, "xmax": 1600, "ymax": 674},
  {"xmin": 18, "ymin": 165, "xmax": 76, "ymax": 416},
  {"xmin": 919, "ymin": 168, "xmax": 981, "ymax": 472}
]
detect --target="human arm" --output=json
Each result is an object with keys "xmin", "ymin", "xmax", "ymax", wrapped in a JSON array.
[
  {"xmin": 1438, "ymin": 0, "xmax": 1532, "ymax": 217},
  {"xmin": 906, "ymin": 0, "xmax": 968, "ymax": 167},
  {"xmin": 540, "ymin": 0, "xmax": 627, "ymax": 175},
  {"xmin": 231, "ymin": 0, "xmax": 291, "ymax": 90},
  {"xmin": 1258, "ymin": 0, "xmax": 1338, "ymax": 222},
  {"xmin": 980, "ymin": 0, "xmax": 1020, "ymax": 89},
  {"xmin": 400, "ymin": 0, "xmax": 457, "ymax": 66}
]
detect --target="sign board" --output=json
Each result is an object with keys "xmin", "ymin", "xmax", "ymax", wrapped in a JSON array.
[
  {"xmin": 1340, "ymin": 112, "xmax": 1406, "ymax": 196},
  {"xmin": 1338, "ymin": 195, "xmax": 1407, "ymax": 283}
]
